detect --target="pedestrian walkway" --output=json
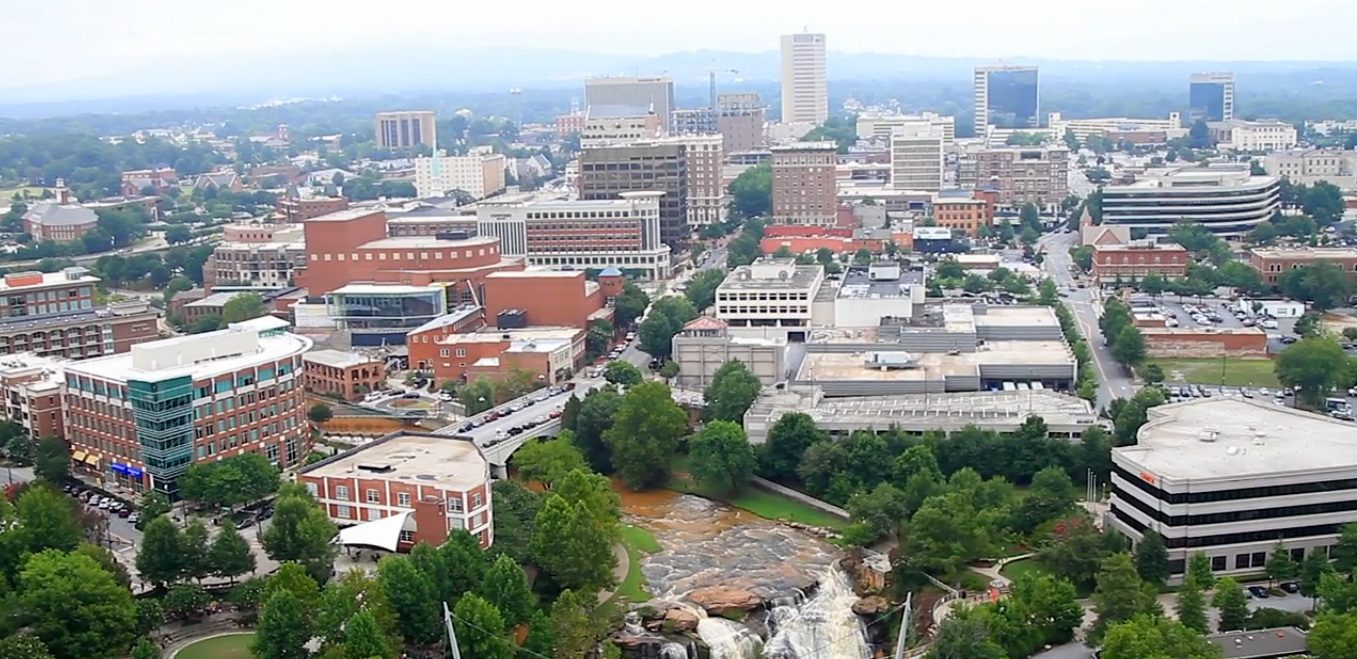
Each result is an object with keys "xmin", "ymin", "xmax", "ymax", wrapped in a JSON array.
[{"xmin": 597, "ymin": 543, "xmax": 630, "ymax": 604}]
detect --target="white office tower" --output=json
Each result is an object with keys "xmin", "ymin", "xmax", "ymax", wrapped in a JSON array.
[
  {"xmin": 889, "ymin": 122, "xmax": 945, "ymax": 191},
  {"xmin": 780, "ymin": 33, "xmax": 828, "ymax": 125}
]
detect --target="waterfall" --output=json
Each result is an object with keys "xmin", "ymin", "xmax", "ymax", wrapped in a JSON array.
[
  {"xmin": 697, "ymin": 616, "xmax": 763, "ymax": 659},
  {"xmin": 660, "ymin": 641, "xmax": 691, "ymax": 659},
  {"xmin": 762, "ymin": 566, "xmax": 870, "ymax": 659}
]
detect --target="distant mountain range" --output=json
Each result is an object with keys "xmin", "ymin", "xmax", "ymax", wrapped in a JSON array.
[{"xmin": 3, "ymin": 46, "xmax": 1356, "ymax": 118}]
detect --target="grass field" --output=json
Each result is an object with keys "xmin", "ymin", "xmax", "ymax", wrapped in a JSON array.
[
  {"xmin": 999, "ymin": 558, "xmax": 1094, "ymax": 597},
  {"xmin": 1149, "ymin": 357, "xmax": 1279, "ymax": 388},
  {"xmin": 175, "ymin": 632, "xmax": 254, "ymax": 659},
  {"xmin": 613, "ymin": 524, "xmax": 661, "ymax": 603}
]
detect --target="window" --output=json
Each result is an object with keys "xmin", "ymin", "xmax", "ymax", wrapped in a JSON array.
[
  {"xmin": 305, "ymin": 482, "xmax": 318, "ymax": 496},
  {"xmin": 397, "ymin": 492, "xmax": 411, "ymax": 507},
  {"xmin": 334, "ymin": 485, "xmax": 350, "ymax": 501},
  {"xmin": 472, "ymin": 493, "xmax": 483, "ymax": 508},
  {"xmin": 336, "ymin": 505, "xmax": 351, "ymax": 519},
  {"xmin": 399, "ymin": 530, "xmax": 415, "ymax": 543},
  {"xmin": 448, "ymin": 496, "xmax": 463, "ymax": 512},
  {"xmin": 365, "ymin": 489, "xmax": 379, "ymax": 503},
  {"xmin": 1211, "ymin": 556, "xmax": 1227, "ymax": 571},
  {"xmin": 456, "ymin": 348, "xmax": 467, "ymax": 358},
  {"xmin": 440, "ymin": 349, "xmax": 449, "ymax": 358}
]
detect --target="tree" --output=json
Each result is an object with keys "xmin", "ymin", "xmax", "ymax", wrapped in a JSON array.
[
  {"xmin": 1309, "ymin": 611, "xmax": 1357, "ymax": 659},
  {"xmin": 927, "ymin": 612, "xmax": 1007, "ymax": 659},
  {"xmin": 638, "ymin": 297, "xmax": 698, "ymax": 359},
  {"xmin": 308, "ymin": 403, "xmax": 333, "ymax": 424},
  {"xmin": 520, "ymin": 610, "xmax": 555, "ymax": 659},
  {"xmin": 602, "ymin": 360, "xmax": 643, "ymax": 387},
  {"xmin": 221, "ymin": 292, "xmax": 267, "ymax": 323},
  {"xmin": 130, "ymin": 638, "xmax": 160, "ymax": 659},
  {"xmin": 264, "ymin": 562, "xmax": 322, "ymax": 611},
  {"xmin": 1320, "ymin": 570, "xmax": 1357, "ymax": 614},
  {"xmin": 684, "ymin": 269, "xmax": 726, "ymax": 311},
  {"xmin": 1265, "ymin": 541, "xmax": 1299, "ymax": 586},
  {"xmin": 1276, "ymin": 336, "xmax": 1350, "ymax": 408},
  {"xmin": 477, "ymin": 554, "xmax": 535, "ymax": 630},
  {"xmin": 1335, "ymin": 523, "xmax": 1357, "ymax": 573},
  {"xmin": 1176, "ymin": 581, "xmax": 1209, "ymax": 633},
  {"xmin": 163, "ymin": 584, "xmax": 211, "ymax": 621},
  {"xmin": 844, "ymin": 483, "xmax": 908, "ymax": 545},
  {"xmin": 377, "ymin": 556, "xmax": 443, "ymax": 645},
  {"xmin": 513, "ymin": 437, "xmax": 587, "ymax": 490},
  {"xmin": 585, "ymin": 318, "xmax": 614, "ymax": 359},
  {"xmin": 180, "ymin": 453, "xmax": 280, "ymax": 511},
  {"xmin": 1280, "ymin": 262, "xmax": 1352, "ymax": 311},
  {"xmin": 188, "ymin": 314, "xmax": 223, "ymax": 334},
  {"xmin": 452, "ymin": 593, "xmax": 514, "ymax": 659},
  {"xmin": 10, "ymin": 485, "xmax": 82, "ymax": 560},
  {"xmin": 164, "ymin": 224, "xmax": 192, "ymax": 244},
  {"xmin": 18, "ymin": 549, "xmax": 137, "ymax": 659},
  {"xmin": 262, "ymin": 485, "xmax": 338, "ymax": 584},
  {"xmin": 181, "ymin": 520, "xmax": 211, "ymax": 582},
  {"xmin": 1299, "ymin": 549, "xmax": 1335, "ymax": 603},
  {"xmin": 532, "ymin": 494, "xmax": 614, "ymax": 592},
  {"xmin": 1111, "ymin": 325, "xmax": 1147, "ymax": 366},
  {"xmin": 552, "ymin": 589, "xmax": 607, "ymax": 659},
  {"xmin": 136, "ymin": 515, "xmax": 185, "ymax": 588},
  {"xmin": 703, "ymin": 360, "xmax": 762, "ymax": 422},
  {"xmin": 341, "ymin": 610, "xmax": 395, "ymax": 659},
  {"xmin": 0, "ymin": 634, "xmax": 55, "ymax": 659},
  {"xmin": 489, "ymin": 481, "xmax": 542, "ymax": 565},
  {"xmin": 659, "ymin": 360, "xmax": 680, "ymax": 380},
  {"xmin": 1011, "ymin": 466, "xmax": 1077, "ymax": 534},
  {"xmin": 1185, "ymin": 552, "xmax": 1215, "ymax": 591},
  {"xmin": 253, "ymin": 589, "xmax": 312, "ymax": 659},
  {"xmin": 209, "ymin": 518, "xmax": 256, "ymax": 583},
  {"xmin": 459, "ymin": 378, "xmax": 496, "ymax": 415},
  {"xmin": 1099, "ymin": 615, "xmax": 1221, "ymax": 659},
  {"xmin": 604, "ymin": 381, "xmax": 687, "ymax": 489},
  {"xmin": 1134, "ymin": 531, "xmax": 1170, "ymax": 586},
  {"xmin": 1090, "ymin": 553, "xmax": 1160, "ymax": 643},
  {"xmin": 612, "ymin": 282, "xmax": 651, "ymax": 328},
  {"xmin": 688, "ymin": 421, "xmax": 757, "ymax": 496},
  {"xmin": 1212, "ymin": 577, "xmax": 1250, "ymax": 632},
  {"xmin": 1009, "ymin": 572, "xmax": 1084, "ymax": 647},
  {"xmin": 1303, "ymin": 181, "xmax": 1346, "ymax": 224},
  {"xmin": 728, "ymin": 163, "xmax": 772, "ymax": 218},
  {"xmin": 572, "ymin": 387, "xmax": 622, "ymax": 473},
  {"xmin": 760, "ymin": 412, "xmax": 825, "ymax": 480},
  {"xmin": 32, "ymin": 436, "xmax": 69, "ymax": 483}
]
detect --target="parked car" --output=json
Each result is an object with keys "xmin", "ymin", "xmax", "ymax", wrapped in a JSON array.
[
  {"xmin": 127, "ymin": 512, "xmax": 140, "ymax": 525},
  {"xmin": 1280, "ymin": 581, "xmax": 1300, "ymax": 593},
  {"xmin": 1247, "ymin": 585, "xmax": 1270, "ymax": 598}
]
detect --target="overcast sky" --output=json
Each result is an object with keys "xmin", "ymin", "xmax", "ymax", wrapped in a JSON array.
[{"xmin": 6, "ymin": 0, "xmax": 1356, "ymax": 90}]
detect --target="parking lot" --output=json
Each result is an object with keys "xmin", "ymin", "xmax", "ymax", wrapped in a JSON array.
[{"xmin": 1147, "ymin": 297, "xmax": 1301, "ymax": 346}]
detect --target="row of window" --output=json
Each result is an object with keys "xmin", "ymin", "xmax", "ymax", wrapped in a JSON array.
[
  {"xmin": 333, "ymin": 485, "xmax": 484, "ymax": 510},
  {"xmin": 717, "ymin": 292, "xmax": 811, "ymax": 301},
  {"xmin": 717, "ymin": 306, "xmax": 810, "ymax": 315},
  {"xmin": 310, "ymin": 247, "xmax": 497, "ymax": 263},
  {"xmin": 2, "ymin": 287, "xmax": 89, "ymax": 305},
  {"xmin": 1114, "ymin": 484, "xmax": 1357, "ymax": 527},
  {"xmin": 1114, "ymin": 465, "xmax": 1357, "ymax": 504},
  {"xmin": 1113, "ymin": 506, "xmax": 1350, "ymax": 549}
]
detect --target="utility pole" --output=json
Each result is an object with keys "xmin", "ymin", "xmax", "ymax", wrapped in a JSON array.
[
  {"xmin": 893, "ymin": 592, "xmax": 913, "ymax": 659},
  {"xmin": 443, "ymin": 601, "xmax": 462, "ymax": 659}
]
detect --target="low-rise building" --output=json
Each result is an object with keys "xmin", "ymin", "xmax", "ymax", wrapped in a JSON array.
[
  {"xmin": 856, "ymin": 111, "xmax": 955, "ymax": 148},
  {"xmin": 415, "ymin": 327, "xmax": 582, "ymax": 385},
  {"xmin": 1100, "ymin": 165, "xmax": 1280, "ymax": 236},
  {"xmin": 830, "ymin": 263, "xmax": 927, "ymax": 327},
  {"xmin": 1046, "ymin": 111, "xmax": 1185, "ymax": 143},
  {"xmin": 1141, "ymin": 327, "xmax": 1269, "ymax": 359},
  {"xmin": 205, "ymin": 223, "xmax": 306, "ymax": 292},
  {"xmin": 671, "ymin": 316, "xmax": 786, "ymax": 389},
  {"xmin": 1110, "ymin": 398, "xmax": 1357, "ymax": 582},
  {"xmin": 299, "ymin": 431, "xmax": 493, "ymax": 549},
  {"xmin": 0, "ymin": 354, "xmax": 65, "ymax": 441},
  {"xmin": 931, "ymin": 196, "xmax": 994, "ymax": 236},
  {"xmin": 1248, "ymin": 246, "xmax": 1357, "ymax": 285},
  {"xmin": 120, "ymin": 168, "xmax": 179, "ymax": 196},
  {"xmin": 325, "ymin": 283, "xmax": 451, "ymax": 347},
  {"xmin": 303, "ymin": 350, "xmax": 387, "ymax": 401},
  {"xmin": 715, "ymin": 258, "xmax": 825, "ymax": 341},
  {"xmin": 957, "ymin": 146, "xmax": 1070, "ymax": 207},
  {"xmin": 0, "ymin": 269, "xmax": 159, "ymax": 360},
  {"xmin": 278, "ymin": 196, "xmax": 350, "ymax": 223},
  {"xmin": 22, "ymin": 201, "xmax": 100, "ymax": 242},
  {"xmin": 482, "ymin": 270, "xmax": 613, "ymax": 330},
  {"xmin": 413, "ymin": 150, "xmax": 508, "ymax": 200},
  {"xmin": 1090, "ymin": 242, "xmax": 1190, "ymax": 284},
  {"xmin": 771, "ymin": 142, "xmax": 838, "ymax": 226},
  {"xmin": 62, "ymin": 317, "xmax": 312, "ymax": 495},
  {"xmin": 1209, "ymin": 119, "xmax": 1299, "ymax": 152}
]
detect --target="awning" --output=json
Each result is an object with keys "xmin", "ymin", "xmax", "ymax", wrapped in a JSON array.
[
  {"xmin": 71, "ymin": 450, "xmax": 88, "ymax": 462},
  {"xmin": 84, "ymin": 453, "xmax": 101, "ymax": 466},
  {"xmin": 334, "ymin": 509, "xmax": 413, "ymax": 552}
]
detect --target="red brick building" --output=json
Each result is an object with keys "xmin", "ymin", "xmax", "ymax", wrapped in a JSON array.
[
  {"xmin": 0, "ymin": 269, "xmax": 159, "ymax": 359},
  {"xmin": 299, "ymin": 432, "xmax": 494, "ymax": 550},
  {"xmin": 414, "ymin": 328, "xmax": 582, "ymax": 385},
  {"xmin": 22, "ymin": 201, "xmax": 99, "ymax": 242},
  {"xmin": 1248, "ymin": 246, "xmax": 1357, "ymax": 286},
  {"xmin": 483, "ymin": 271, "xmax": 612, "ymax": 330},
  {"xmin": 303, "ymin": 350, "xmax": 387, "ymax": 401},
  {"xmin": 294, "ymin": 209, "xmax": 524, "ymax": 299},
  {"xmin": 1142, "ymin": 327, "xmax": 1269, "ymax": 359},
  {"xmin": 771, "ymin": 142, "xmax": 839, "ymax": 226},
  {"xmin": 278, "ymin": 196, "xmax": 349, "ymax": 223},
  {"xmin": 120, "ymin": 168, "xmax": 179, "ymax": 196},
  {"xmin": 0, "ymin": 355, "xmax": 65, "ymax": 442},
  {"xmin": 1091, "ymin": 243, "xmax": 1190, "ymax": 284},
  {"xmin": 931, "ymin": 197, "xmax": 994, "ymax": 236}
]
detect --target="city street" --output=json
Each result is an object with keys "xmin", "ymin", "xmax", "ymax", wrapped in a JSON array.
[{"xmin": 1037, "ymin": 230, "xmax": 1138, "ymax": 408}]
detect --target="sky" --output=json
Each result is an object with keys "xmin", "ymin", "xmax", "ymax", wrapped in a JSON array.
[{"xmin": 5, "ymin": 0, "xmax": 1357, "ymax": 91}]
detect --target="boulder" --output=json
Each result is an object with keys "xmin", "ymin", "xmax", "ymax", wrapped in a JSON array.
[
  {"xmin": 687, "ymin": 587, "xmax": 764, "ymax": 617},
  {"xmin": 662, "ymin": 607, "xmax": 700, "ymax": 633},
  {"xmin": 852, "ymin": 595, "xmax": 889, "ymax": 616}
]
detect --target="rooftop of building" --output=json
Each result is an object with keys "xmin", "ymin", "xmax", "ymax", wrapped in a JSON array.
[
  {"xmin": 1248, "ymin": 245, "xmax": 1357, "ymax": 259},
  {"xmin": 0, "ymin": 301, "xmax": 156, "ymax": 333},
  {"xmin": 302, "ymin": 432, "xmax": 487, "ymax": 491},
  {"xmin": 1208, "ymin": 627, "xmax": 1308, "ymax": 659},
  {"xmin": 0, "ymin": 269, "xmax": 99, "ymax": 292},
  {"xmin": 302, "ymin": 349, "xmax": 381, "ymax": 369},
  {"xmin": 750, "ymin": 388, "xmax": 1097, "ymax": 429},
  {"xmin": 360, "ymin": 235, "xmax": 499, "ymax": 250},
  {"xmin": 1114, "ymin": 165, "xmax": 1278, "ymax": 190},
  {"xmin": 65, "ymin": 317, "xmax": 312, "ymax": 383},
  {"xmin": 306, "ymin": 208, "xmax": 386, "ymax": 223},
  {"xmin": 436, "ymin": 326, "xmax": 580, "ymax": 346},
  {"xmin": 185, "ymin": 291, "xmax": 248, "ymax": 308},
  {"xmin": 506, "ymin": 337, "xmax": 570, "ymax": 353},
  {"xmin": 770, "ymin": 141, "xmax": 837, "ymax": 152},
  {"xmin": 1118, "ymin": 398, "xmax": 1357, "ymax": 481},
  {"xmin": 22, "ymin": 202, "xmax": 99, "ymax": 226},
  {"xmin": 798, "ymin": 340, "xmax": 1073, "ymax": 381},
  {"xmin": 328, "ymin": 283, "xmax": 446, "ymax": 296},
  {"xmin": 408, "ymin": 305, "xmax": 484, "ymax": 335},
  {"xmin": 719, "ymin": 259, "xmax": 824, "ymax": 291},
  {"xmin": 486, "ymin": 270, "xmax": 585, "ymax": 279},
  {"xmin": 0, "ymin": 353, "xmax": 65, "ymax": 379},
  {"xmin": 1092, "ymin": 241, "xmax": 1188, "ymax": 252}
]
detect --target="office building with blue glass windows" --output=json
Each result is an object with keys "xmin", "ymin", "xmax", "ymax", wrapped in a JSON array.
[
  {"xmin": 62, "ymin": 316, "xmax": 313, "ymax": 496},
  {"xmin": 974, "ymin": 65, "xmax": 1040, "ymax": 130},
  {"xmin": 1189, "ymin": 72, "xmax": 1235, "ymax": 123}
]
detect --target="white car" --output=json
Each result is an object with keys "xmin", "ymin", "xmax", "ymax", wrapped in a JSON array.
[{"xmin": 1260, "ymin": 319, "xmax": 1279, "ymax": 330}]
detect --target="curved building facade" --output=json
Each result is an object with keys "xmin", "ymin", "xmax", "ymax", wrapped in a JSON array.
[{"xmin": 1099, "ymin": 167, "xmax": 1279, "ymax": 236}]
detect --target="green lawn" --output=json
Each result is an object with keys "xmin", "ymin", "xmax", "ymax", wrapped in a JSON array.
[
  {"xmin": 612, "ymin": 524, "xmax": 661, "ymax": 603},
  {"xmin": 666, "ymin": 464, "xmax": 850, "ymax": 531},
  {"xmin": 1000, "ymin": 558, "xmax": 1094, "ymax": 598},
  {"xmin": 175, "ymin": 632, "xmax": 254, "ymax": 659},
  {"xmin": 1149, "ymin": 358, "xmax": 1279, "ymax": 388}
]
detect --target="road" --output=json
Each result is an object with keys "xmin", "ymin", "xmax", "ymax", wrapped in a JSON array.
[
  {"xmin": 1037, "ymin": 230, "xmax": 1137, "ymax": 409},
  {"xmin": 6, "ymin": 465, "xmax": 143, "ymax": 545}
]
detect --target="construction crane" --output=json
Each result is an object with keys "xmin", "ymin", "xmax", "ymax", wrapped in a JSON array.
[{"xmin": 707, "ymin": 68, "xmax": 739, "ymax": 110}]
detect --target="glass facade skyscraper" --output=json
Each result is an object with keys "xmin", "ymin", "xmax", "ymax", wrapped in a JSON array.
[
  {"xmin": 1189, "ymin": 73, "xmax": 1235, "ymax": 123},
  {"xmin": 974, "ymin": 66, "xmax": 1040, "ymax": 131}
]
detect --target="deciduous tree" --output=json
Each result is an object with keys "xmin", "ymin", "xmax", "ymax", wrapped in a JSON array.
[
  {"xmin": 513, "ymin": 436, "xmax": 588, "ymax": 490},
  {"xmin": 1185, "ymin": 552, "xmax": 1216, "ymax": 591},
  {"xmin": 1212, "ymin": 577, "xmax": 1250, "ymax": 632},
  {"xmin": 1276, "ymin": 336, "xmax": 1350, "ymax": 408},
  {"xmin": 342, "ymin": 610, "xmax": 396, "ymax": 659},
  {"xmin": 702, "ymin": 360, "xmax": 763, "ymax": 422},
  {"xmin": 261, "ymin": 485, "xmax": 337, "ymax": 584},
  {"xmin": 32, "ymin": 436, "xmax": 69, "ymax": 483},
  {"xmin": 602, "ymin": 360, "xmax": 643, "ymax": 387},
  {"xmin": 532, "ymin": 494, "xmax": 615, "ymax": 592},
  {"xmin": 604, "ymin": 381, "xmax": 687, "ymax": 489},
  {"xmin": 1176, "ymin": 581, "xmax": 1208, "ymax": 633},
  {"xmin": 136, "ymin": 515, "xmax": 185, "ymax": 588},
  {"xmin": 1099, "ymin": 615, "xmax": 1220, "ymax": 659},
  {"xmin": 1089, "ymin": 553, "xmax": 1160, "ymax": 643},
  {"xmin": 452, "ymin": 593, "xmax": 514, "ymax": 659},
  {"xmin": 378, "ymin": 555, "xmax": 443, "ymax": 645},
  {"xmin": 688, "ymin": 420, "xmax": 757, "ymax": 496},
  {"xmin": 18, "ymin": 550, "xmax": 137, "ymax": 659},
  {"xmin": 253, "ymin": 589, "xmax": 312, "ymax": 659},
  {"xmin": 209, "ymin": 518, "xmax": 255, "ymax": 583},
  {"xmin": 1134, "ymin": 531, "xmax": 1170, "ymax": 586},
  {"xmin": 759, "ymin": 412, "xmax": 825, "ymax": 480},
  {"xmin": 572, "ymin": 387, "xmax": 622, "ymax": 473},
  {"xmin": 1308, "ymin": 610, "xmax": 1357, "ymax": 659},
  {"xmin": 477, "ymin": 554, "xmax": 535, "ymax": 630}
]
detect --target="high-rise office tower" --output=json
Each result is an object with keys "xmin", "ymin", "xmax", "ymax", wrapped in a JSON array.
[
  {"xmin": 584, "ymin": 76, "xmax": 675, "ymax": 129},
  {"xmin": 780, "ymin": 32, "xmax": 828, "ymax": 125},
  {"xmin": 374, "ymin": 111, "xmax": 438, "ymax": 149},
  {"xmin": 889, "ymin": 121, "xmax": 945, "ymax": 191},
  {"xmin": 770, "ymin": 142, "xmax": 837, "ymax": 225},
  {"xmin": 579, "ymin": 142, "xmax": 690, "ymax": 248},
  {"xmin": 973, "ymin": 66, "xmax": 1040, "ymax": 131},
  {"xmin": 1188, "ymin": 72, "xmax": 1235, "ymax": 123}
]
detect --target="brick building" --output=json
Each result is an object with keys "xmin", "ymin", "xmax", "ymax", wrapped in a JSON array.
[
  {"xmin": 1091, "ymin": 243, "xmax": 1190, "ymax": 284},
  {"xmin": 299, "ymin": 432, "xmax": 493, "ymax": 549},
  {"xmin": 22, "ymin": 201, "xmax": 100, "ymax": 242},
  {"xmin": 303, "ymin": 350, "xmax": 387, "ymax": 401},
  {"xmin": 0, "ymin": 354, "xmax": 65, "ymax": 442},
  {"xmin": 412, "ymin": 327, "xmax": 582, "ymax": 385},
  {"xmin": 386, "ymin": 213, "xmax": 478, "ymax": 238},
  {"xmin": 294, "ymin": 209, "xmax": 524, "ymax": 299},
  {"xmin": 579, "ymin": 141, "xmax": 690, "ymax": 248},
  {"xmin": 931, "ymin": 197, "xmax": 994, "ymax": 236},
  {"xmin": 771, "ymin": 142, "xmax": 838, "ymax": 226},
  {"xmin": 0, "ymin": 269, "xmax": 159, "ymax": 359},
  {"xmin": 120, "ymin": 168, "xmax": 179, "ymax": 196},
  {"xmin": 958, "ymin": 146, "xmax": 1070, "ymax": 207},
  {"xmin": 1142, "ymin": 327, "xmax": 1269, "ymax": 359},
  {"xmin": 716, "ymin": 92, "xmax": 767, "ymax": 153},
  {"xmin": 482, "ymin": 271, "xmax": 613, "ymax": 330},
  {"xmin": 62, "ymin": 317, "xmax": 313, "ymax": 496},
  {"xmin": 278, "ymin": 196, "xmax": 350, "ymax": 223},
  {"xmin": 205, "ymin": 223, "xmax": 306, "ymax": 291},
  {"xmin": 1248, "ymin": 246, "xmax": 1357, "ymax": 286}
]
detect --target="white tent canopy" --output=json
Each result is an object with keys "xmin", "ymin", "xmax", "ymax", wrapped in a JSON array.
[{"xmin": 334, "ymin": 509, "xmax": 413, "ymax": 552}]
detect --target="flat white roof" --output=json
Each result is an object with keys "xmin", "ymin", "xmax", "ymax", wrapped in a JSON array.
[
  {"xmin": 304, "ymin": 433, "xmax": 487, "ymax": 491},
  {"xmin": 1118, "ymin": 399, "xmax": 1357, "ymax": 482},
  {"xmin": 303, "ymin": 349, "xmax": 379, "ymax": 369},
  {"xmin": 362, "ymin": 236, "xmax": 497, "ymax": 249},
  {"xmin": 0, "ymin": 272, "xmax": 99, "ymax": 292},
  {"xmin": 65, "ymin": 324, "xmax": 312, "ymax": 383},
  {"xmin": 330, "ymin": 283, "xmax": 445, "ymax": 295}
]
